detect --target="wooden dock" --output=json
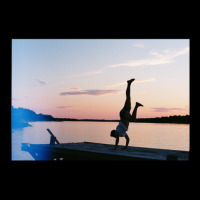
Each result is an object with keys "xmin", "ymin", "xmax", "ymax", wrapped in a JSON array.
[
  {"xmin": 21, "ymin": 142, "xmax": 189, "ymax": 161},
  {"xmin": 21, "ymin": 129, "xmax": 189, "ymax": 161}
]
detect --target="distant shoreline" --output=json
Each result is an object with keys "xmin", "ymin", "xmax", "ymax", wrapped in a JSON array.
[
  {"xmin": 11, "ymin": 117, "xmax": 189, "ymax": 130},
  {"xmin": 46, "ymin": 117, "xmax": 190, "ymax": 124},
  {"xmin": 11, "ymin": 107, "xmax": 190, "ymax": 129}
]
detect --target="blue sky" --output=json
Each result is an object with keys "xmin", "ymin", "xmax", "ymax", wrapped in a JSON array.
[{"xmin": 12, "ymin": 39, "xmax": 189, "ymax": 119}]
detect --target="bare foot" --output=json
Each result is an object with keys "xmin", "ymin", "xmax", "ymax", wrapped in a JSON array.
[
  {"xmin": 136, "ymin": 102, "xmax": 143, "ymax": 107},
  {"xmin": 127, "ymin": 79, "xmax": 135, "ymax": 85}
]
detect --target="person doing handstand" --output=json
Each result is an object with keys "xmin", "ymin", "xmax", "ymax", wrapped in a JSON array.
[{"xmin": 110, "ymin": 78, "xmax": 143, "ymax": 150}]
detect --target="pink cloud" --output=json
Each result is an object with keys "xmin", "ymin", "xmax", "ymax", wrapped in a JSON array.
[
  {"xmin": 152, "ymin": 107, "xmax": 183, "ymax": 112},
  {"xmin": 60, "ymin": 89, "xmax": 120, "ymax": 96},
  {"xmin": 36, "ymin": 79, "xmax": 47, "ymax": 85},
  {"xmin": 56, "ymin": 106, "xmax": 74, "ymax": 109}
]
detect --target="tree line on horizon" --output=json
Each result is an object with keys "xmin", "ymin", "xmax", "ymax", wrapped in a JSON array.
[
  {"xmin": 11, "ymin": 106, "xmax": 54, "ymax": 128},
  {"xmin": 11, "ymin": 106, "xmax": 189, "ymax": 129},
  {"xmin": 136, "ymin": 115, "xmax": 189, "ymax": 124}
]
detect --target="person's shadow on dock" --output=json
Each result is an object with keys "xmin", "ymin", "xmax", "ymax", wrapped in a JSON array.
[{"xmin": 109, "ymin": 147, "xmax": 130, "ymax": 152}]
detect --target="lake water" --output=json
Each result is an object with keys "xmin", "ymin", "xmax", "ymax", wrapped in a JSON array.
[{"xmin": 11, "ymin": 121, "xmax": 190, "ymax": 160}]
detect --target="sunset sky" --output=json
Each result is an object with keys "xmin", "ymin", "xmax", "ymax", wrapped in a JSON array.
[{"xmin": 12, "ymin": 39, "xmax": 189, "ymax": 119}]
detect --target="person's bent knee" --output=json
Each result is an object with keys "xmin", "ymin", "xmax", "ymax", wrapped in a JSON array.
[
  {"xmin": 130, "ymin": 118, "xmax": 136, "ymax": 122},
  {"xmin": 124, "ymin": 112, "xmax": 132, "ymax": 121}
]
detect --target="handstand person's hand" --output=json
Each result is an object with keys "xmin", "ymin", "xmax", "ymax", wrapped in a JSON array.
[{"xmin": 122, "ymin": 146, "xmax": 128, "ymax": 150}]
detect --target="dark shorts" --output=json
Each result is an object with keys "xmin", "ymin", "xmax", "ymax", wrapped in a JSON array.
[{"xmin": 120, "ymin": 107, "xmax": 131, "ymax": 119}]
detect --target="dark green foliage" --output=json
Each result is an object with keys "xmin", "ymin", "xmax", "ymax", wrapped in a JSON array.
[{"xmin": 136, "ymin": 115, "xmax": 189, "ymax": 124}]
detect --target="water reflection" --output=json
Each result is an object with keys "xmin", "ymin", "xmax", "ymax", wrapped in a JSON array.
[{"xmin": 11, "ymin": 121, "xmax": 189, "ymax": 160}]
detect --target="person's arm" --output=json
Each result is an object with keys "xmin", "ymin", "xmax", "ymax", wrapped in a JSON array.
[
  {"xmin": 114, "ymin": 136, "xmax": 119, "ymax": 150},
  {"xmin": 110, "ymin": 132, "xmax": 120, "ymax": 150},
  {"xmin": 123, "ymin": 134, "xmax": 130, "ymax": 150}
]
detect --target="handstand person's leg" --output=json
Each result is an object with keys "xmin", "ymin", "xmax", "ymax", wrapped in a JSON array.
[
  {"xmin": 124, "ymin": 79, "xmax": 135, "ymax": 110},
  {"xmin": 131, "ymin": 102, "xmax": 143, "ymax": 122}
]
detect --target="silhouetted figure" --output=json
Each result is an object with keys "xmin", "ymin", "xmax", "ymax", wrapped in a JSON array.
[{"xmin": 110, "ymin": 79, "xmax": 143, "ymax": 150}]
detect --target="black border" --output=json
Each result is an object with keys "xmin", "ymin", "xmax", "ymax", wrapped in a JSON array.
[{"xmin": 7, "ymin": 29, "xmax": 194, "ymax": 173}]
